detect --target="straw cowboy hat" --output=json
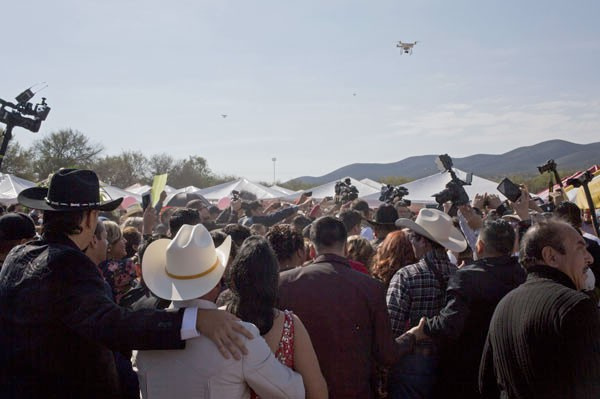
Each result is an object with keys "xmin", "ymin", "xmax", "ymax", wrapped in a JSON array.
[
  {"xmin": 142, "ymin": 224, "xmax": 231, "ymax": 301},
  {"xmin": 123, "ymin": 203, "xmax": 144, "ymax": 219},
  {"xmin": 18, "ymin": 169, "xmax": 122, "ymax": 211},
  {"xmin": 395, "ymin": 208, "xmax": 467, "ymax": 253}
]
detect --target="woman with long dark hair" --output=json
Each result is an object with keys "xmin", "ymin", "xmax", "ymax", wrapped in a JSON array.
[{"xmin": 227, "ymin": 236, "xmax": 328, "ymax": 399}]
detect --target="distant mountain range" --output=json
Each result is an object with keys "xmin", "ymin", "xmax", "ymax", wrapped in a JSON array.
[{"xmin": 287, "ymin": 140, "xmax": 600, "ymax": 186}]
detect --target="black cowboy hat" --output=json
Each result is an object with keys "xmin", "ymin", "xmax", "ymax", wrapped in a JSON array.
[
  {"xmin": 365, "ymin": 203, "xmax": 399, "ymax": 227},
  {"xmin": 18, "ymin": 169, "xmax": 122, "ymax": 212}
]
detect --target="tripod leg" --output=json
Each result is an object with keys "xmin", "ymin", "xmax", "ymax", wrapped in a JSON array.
[
  {"xmin": 0, "ymin": 124, "xmax": 13, "ymax": 171},
  {"xmin": 583, "ymin": 185, "xmax": 600, "ymax": 236}
]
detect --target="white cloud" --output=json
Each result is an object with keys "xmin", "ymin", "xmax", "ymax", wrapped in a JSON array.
[
  {"xmin": 441, "ymin": 103, "xmax": 472, "ymax": 111},
  {"xmin": 381, "ymin": 98, "xmax": 600, "ymax": 156}
]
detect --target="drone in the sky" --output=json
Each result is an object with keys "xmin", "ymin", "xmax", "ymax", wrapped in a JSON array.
[{"xmin": 396, "ymin": 41, "xmax": 418, "ymax": 55}]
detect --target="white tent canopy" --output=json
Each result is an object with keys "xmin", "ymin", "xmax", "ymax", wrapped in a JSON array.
[
  {"xmin": 163, "ymin": 185, "xmax": 204, "ymax": 205},
  {"xmin": 284, "ymin": 177, "xmax": 380, "ymax": 201},
  {"xmin": 360, "ymin": 178, "xmax": 383, "ymax": 190},
  {"xmin": 125, "ymin": 184, "xmax": 150, "ymax": 195},
  {"xmin": 197, "ymin": 179, "xmax": 285, "ymax": 201},
  {"xmin": 269, "ymin": 185, "xmax": 296, "ymax": 196},
  {"xmin": 0, "ymin": 174, "xmax": 36, "ymax": 205},
  {"xmin": 125, "ymin": 183, "xmax": 176, "ymax": 195},
  {"xmin": 361, "ymin": 169, "xmax": 505, "ymax": 207},
  {"xmin": 100, "ymin": 184, "xmax": 142, "ymax": 204}
]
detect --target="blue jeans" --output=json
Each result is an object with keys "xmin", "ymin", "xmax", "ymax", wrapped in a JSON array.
[{"xmin": 388, "ymin": 350, "xmax": 439, "ymax": 399}]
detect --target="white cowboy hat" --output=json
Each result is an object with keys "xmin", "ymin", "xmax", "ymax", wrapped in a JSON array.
[
  {"xmin": 395, "ymin": 208, "xmax": 467, "ymax": 253},
  {"xmin": 142, "ymin": 224, "xmax": 231, "ymax": 301}
]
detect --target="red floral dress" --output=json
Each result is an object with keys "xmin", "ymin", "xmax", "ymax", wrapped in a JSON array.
[
  {"xmin": 250, "ymin": 310, "xmax": 295, "ymax": 399},
  {"xmin": 97, "ymin": 258, "xmax": 137, "ymax": 305}
]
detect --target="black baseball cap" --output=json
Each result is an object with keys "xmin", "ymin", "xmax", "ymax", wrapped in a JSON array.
[{"xmin": 0, "ymin": 212, "xmax": 36, "ymax": 241}]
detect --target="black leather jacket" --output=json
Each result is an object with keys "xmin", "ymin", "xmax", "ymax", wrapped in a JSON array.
[
  {"xmin": 0, "ymin": 232, "xmax": 184, "ymax": 398},
  {"xmin": 424, "ymin": 256, "xmax": 526, "ymax": 398}
]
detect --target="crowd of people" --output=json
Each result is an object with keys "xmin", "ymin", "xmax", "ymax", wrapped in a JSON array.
[{"xmin": 0, "ymin": 167, "xmax": 599, "ymax": 398}]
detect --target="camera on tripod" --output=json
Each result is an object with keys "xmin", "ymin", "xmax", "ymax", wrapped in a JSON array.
[
  {"xmin": 567, "ymin": 171, "xmax": 593, "ymax": 188},
  {"xmin": 566, "ymin": 169, "xmax": 600, "ymax": 236},
  {"xmin": 334, "ymin": 178, "xmax": 359, "ymax": 204},
  {"xmin": 537, "ymin": 159, "xmax": 557, "ymax": 175},
  {"xmin": 432, "ymin": 154, "xmax": 472, "ymax": 207},
  {"xmin": 379, "ymin": 185, "xmax": 411, "ymax": 206},
  {"xmin": 0, "ymin": 85, "xmax": 51, "ymax": 170},
  {"xmin": 0, "ymin": 87, "xmax": 50, "ymax": 133},
  {"xmin": 537, "ymin": 158, "xmax": 565, "ymax": 192}
]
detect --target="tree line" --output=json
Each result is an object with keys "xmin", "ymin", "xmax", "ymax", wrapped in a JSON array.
[
  {"xmin": 0, "ymin": 128, "xmax": 572, "ymax": 195},
  {"xmin": 0, "ymin": 128, "xmax": 236, "ymax": 189}
]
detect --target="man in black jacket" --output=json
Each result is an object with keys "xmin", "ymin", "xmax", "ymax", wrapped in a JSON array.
[
  {"xmin": 479, "ymin": 218, "xmax": 600, "ymax": 398},
  {"xmin": 413, "ymin": 219, "xmax": 526, "ymax": 399},
  {"xmin": 0, "ymin": 169, "xmax": 251, "ymax": 399}
]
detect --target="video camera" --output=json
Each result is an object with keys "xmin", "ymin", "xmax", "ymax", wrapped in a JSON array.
[
  {"xmin": 537, "ymin": 159, "xmax": 557, "ymax": 174},
  {"xmin": 537, "ymin": 159, "xmax": 564, "ymax": 190},
  {"xmin": 334, "ymin": 178, "xmax": 359, "ymax": 204},
  {"xmin": 432, "ymin": 154, "xmax": 472, "ymax": 207},
  {"xmin": 379, "ymin": 184, "xmax": 411, "ymax": 206},
  {"xmin": 0, "ymin": 87, "xmax": 50, "ymax": 133}
]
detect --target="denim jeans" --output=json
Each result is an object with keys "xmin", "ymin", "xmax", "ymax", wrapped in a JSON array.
[{"xmin": 388, "ymin": 350, "xmax": 439, "ymax": 399}]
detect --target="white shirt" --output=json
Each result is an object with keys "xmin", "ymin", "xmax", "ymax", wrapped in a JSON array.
[
  {"xmin": 134, "ymin": 299, "xmax": 305, "ymax": 399},
  {"xmin": 180, "ymin": 307, "xmax": 201, "ymax": 340}
]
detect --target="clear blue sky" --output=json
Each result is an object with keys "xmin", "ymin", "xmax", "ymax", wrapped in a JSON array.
[{"xmin": 2, "ymin": 0, "xmax": 599, "ymax": 183}]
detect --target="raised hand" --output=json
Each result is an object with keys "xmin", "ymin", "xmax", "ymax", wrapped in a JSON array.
[{"xmin": 512, "ymin": 185, "xmax": 530, "ymax": 221}]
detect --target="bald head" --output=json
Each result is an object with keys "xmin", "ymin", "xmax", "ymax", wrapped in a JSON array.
[{"xmin": 520, "ymin": 218, "xmax": 572, "ymax": 268}]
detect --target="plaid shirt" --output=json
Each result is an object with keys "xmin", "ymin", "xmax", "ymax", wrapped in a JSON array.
[{"xmin": 386, "ymin": 257, "xmax": 457, "ymax": 337}]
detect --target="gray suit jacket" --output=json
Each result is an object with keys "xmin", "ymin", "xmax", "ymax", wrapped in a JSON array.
[{"xmin": 134, "ymin": 300, "xmax": 305, "ymax": 399}]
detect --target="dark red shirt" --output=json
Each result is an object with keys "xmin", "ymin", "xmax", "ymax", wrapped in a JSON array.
[
  {"xmin": 278, "ymin": 253, "xmax": 412, "ymax": 398},
  {"xmin": 348, "ymin": 259, "xmax": 369, "ymax": 274}
]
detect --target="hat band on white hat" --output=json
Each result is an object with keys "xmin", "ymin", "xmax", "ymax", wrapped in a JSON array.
[{"xmin": 165, "ymin": 258, "xmax": 219, "ymax": 280}]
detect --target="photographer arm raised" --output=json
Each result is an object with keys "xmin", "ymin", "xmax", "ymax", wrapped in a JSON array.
[
  {"xmin": 511, "ymin": 185, "xmax": 530, "ymax": 221},
  {"xmin": 458, "ymin": 204, "xmax": 483, "ymax": 230},
  {"xmin": 471, "ymin": 193, "xmax": 486, "ymax": 211},
  {"xmin": 142, "ymin": 204, "xmax": 157, "ymax": 237}
]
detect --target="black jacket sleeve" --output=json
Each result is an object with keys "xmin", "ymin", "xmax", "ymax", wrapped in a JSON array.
[
  {"xmin": 216, "ymin": 207, "xmax": 239, "ymax": 224},
  {"xmin": 478, "ymin": 334, "xmax": 501, "ymax": 398},
  {"xmin": 251, "ymin": 206, "xmax": 298, "ymax": 227},
  {"xmin": 55, "ymin": 251, "xmax": 185, "ymax": 352},
  {"xmin": 424, "ymin": 270, "xmax": 471, "ymax": 340},
  {"xmin": 560, "ymin": 299, "xmax": 600, "ymax": 398}
]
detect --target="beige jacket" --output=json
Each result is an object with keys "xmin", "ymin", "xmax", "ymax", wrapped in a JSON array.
[{"xmin": 133, "ymin": 299, "xmax": 304, "ymax": 399}]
